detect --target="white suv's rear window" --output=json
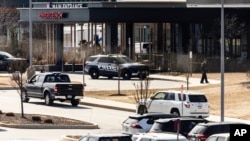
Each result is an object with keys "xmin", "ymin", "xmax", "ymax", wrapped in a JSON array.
[{"xmin": 188, "ymin": 95, "xmax": 207, "ymax": 102}]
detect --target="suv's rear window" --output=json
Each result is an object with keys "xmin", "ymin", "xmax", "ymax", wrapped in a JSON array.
[
  {"xmin": 188, "ymin": 124, "xmax": 207, "ymax": 134},
  {"xmin": 188, "ymin": 95, "xmax": 207, "ymax": 102},
  {"xmin": 87, "ymin": 57, "xmax": 98, "ymax": 61},
  {"xmin": 100, "ymin": 137, "xmax": 132, "ymax": 141},
  {"xmin": 123, "ymin": 117, "xmax": 140, "ymax": 124}
]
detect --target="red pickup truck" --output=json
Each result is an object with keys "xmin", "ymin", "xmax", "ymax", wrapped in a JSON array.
[{"xmin": 22, "ymin": 72, "xmax": 84, "ymax": 106}]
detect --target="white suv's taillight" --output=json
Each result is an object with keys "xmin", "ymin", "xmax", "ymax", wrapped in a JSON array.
[{"xmin": 184, "ymin": 102, "xmax": 190, "ymax": 108}]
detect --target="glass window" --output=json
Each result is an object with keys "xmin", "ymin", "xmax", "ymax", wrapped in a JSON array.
[
  {"xmin": 140, "ymin": 138, "xmax": 151, "ymax": 141},
  {"xmin": 206, "ymin": 136, "xmax": 217, "ymax": 141},
  {"xmin": 98, "ymin": 57, "xmax": 109, "ymax": 63},
  {"xmin": 153, "ymin": 92, "xmax": 167, "ymax": 100},
  {"xmin": 123, "ymin": 117, "xmax": 140, "ymax": 124},
  {"xmin": 178, "ymin": 93, "xmax": 186, "ymax": 101},
  {"xmin": 188, "ymin": 95, "xmax": 207, "ymax": 102},
  {"xmin": 87, "ymin": 57, "xmax": 98, "ymax": 62},
  {"xmin": 166, "ymin": 93, "xmax": 175, "ymax": 100},
  {"xmin": 217, "ymin": 137, "xmax": 226, "ymax": 141}
]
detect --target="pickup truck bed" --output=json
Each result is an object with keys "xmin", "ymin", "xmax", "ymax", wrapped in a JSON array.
[{"xmin": 22, "ymin": 72, "xmax": 84, "ymax": 106}]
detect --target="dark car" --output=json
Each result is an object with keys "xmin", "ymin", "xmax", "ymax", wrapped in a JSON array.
[
  {"xmin": 121, "ymin": 112, "xmax": 178, "ymax": 135},
  {"xmin": 149, "ymin": 117, "xmax": 209, "ymax": 137},
  {"xmin": 78, "ymin": 133, "xmax": 132, "ymax": 141},
  {"xmin": 187, "ymin": 121, "xmax": 248, "ymax": 141},
  {"xmin": 0, "ymin": 51, "xmax": 27, "ymax": 72},
  {"xmin": 84, "ymin": 54, "xmax": 149, "ymax": 80}
]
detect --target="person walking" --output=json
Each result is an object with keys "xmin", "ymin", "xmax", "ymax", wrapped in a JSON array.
[{"xmin": 200, "ymin": 58, "xmax": 209, "ymax": 83}]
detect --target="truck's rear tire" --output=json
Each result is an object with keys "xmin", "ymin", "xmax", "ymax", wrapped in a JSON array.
[
  {"xmin": 45, "ymin": 93, "xmax": 53, "ymax": 106},
  {"xmin": 71, "ymin": 99, "xmax": 80, "ymax": 106}
]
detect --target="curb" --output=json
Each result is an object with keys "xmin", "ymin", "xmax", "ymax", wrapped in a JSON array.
[
  {"xmin": 60, "ymin": 135, "xmax": 81, "ymax": 141},
  {"xmin": 80, "ymin": 101, "xmax": 136, "ymax": 113},
  {"xmin": 0, "ymin": 122, "xmax": 99, "ymax": 129}
]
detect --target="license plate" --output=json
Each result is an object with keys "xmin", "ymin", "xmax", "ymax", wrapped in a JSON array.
[
  {"xmin": 67, "ymin": 95, "xmax": 72, "ymax": 98},
  {"xmin": 189, "ymin": 137, "xmax": 196, "ymax": 141}
]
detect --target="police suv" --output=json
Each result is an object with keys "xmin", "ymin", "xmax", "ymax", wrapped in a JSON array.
[{"xmin": 84, "ymin": 54, "xmax": 149, "ymax": 80}]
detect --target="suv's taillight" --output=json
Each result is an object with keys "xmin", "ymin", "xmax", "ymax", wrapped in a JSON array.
[
  {"xmin": 184, "ymin": 102, "xmax": 190, "ymax": 108},
  {"xmin": 130, "ymin": 124, "xmax": 142, "ymax": 129},
  {"xmin": 197, "ymin": 134, "xmax": 209, "ymax": 141},
  {"xmin": 84, "ymin": 62, "xmax": 88, "ymax": 67},
  {"xmin": 54, "ymin": 86, "xmax": 58, "ymax": 93}
]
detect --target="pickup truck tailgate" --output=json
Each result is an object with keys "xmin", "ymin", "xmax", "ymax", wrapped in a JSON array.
[{"xmin": 55, "ymin": 83, "xmax": 83, "ymax": 96}]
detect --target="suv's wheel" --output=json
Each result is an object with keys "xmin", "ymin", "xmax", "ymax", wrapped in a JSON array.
[
  {"xmin": 171, "ymin": 109, "xmax": 180, "ymax": 117},
  {"xmin": 90, "ymin": 69, "xmax": 99, "ymax": 79},
  {"xmin": 122, "ymin": 70, "xmax": 131, "ymax": 80},
  {"xmin": 45, "ymin": 93, "xmax": 53, "ymax": 106},
  {"xmin": 137, "ymin": 105, "xmax": 148, "ymax": 115},
  {"xmin": 71, "ymin": 99, "xmax": 80, "ymax": 106},
  {"xmin": 21, "ymin": 91, "xmax": 29, "ymax": 102}
]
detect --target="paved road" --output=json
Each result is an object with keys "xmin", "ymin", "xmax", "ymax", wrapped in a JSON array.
[{"xmin": 0, "ymin": 90, "xmax": 132, "ymax": 141}]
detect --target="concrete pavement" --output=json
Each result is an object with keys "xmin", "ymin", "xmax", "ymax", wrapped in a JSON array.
[
  {"xmin": 1, "ymin": 71, "xmax": 250, "ymax": 124},
  {"xmin": 1, "ymin": 71, "xmax": 250, "ymax": 141}
]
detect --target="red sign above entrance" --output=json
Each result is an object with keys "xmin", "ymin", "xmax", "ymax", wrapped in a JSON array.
[{"xmin": 38, "ymin": 12, "xmax": 63, "ymax": 19}]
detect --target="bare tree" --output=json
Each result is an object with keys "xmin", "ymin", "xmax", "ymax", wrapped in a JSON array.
[
  {"xmin": 203, "ymin": 14, "xmax": 246, "ymax": 57},
  {"xmin": 133, "ymin": 76, "xmax": 154, "ymax": 115},
  {"xmin": 0, "ymin": 0, "xmax": 19, "ymax": 50},
  {"xmin": 9, "ymin": 60, "xmax": 29, "ymax": 118}
]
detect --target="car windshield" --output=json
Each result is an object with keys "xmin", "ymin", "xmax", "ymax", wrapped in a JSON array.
[{"xmin": 115, "ymin": 56, "xmax": 134, "ymax": 64}]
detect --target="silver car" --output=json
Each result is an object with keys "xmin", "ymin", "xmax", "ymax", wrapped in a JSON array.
[{"xmin": 121, "ymin": 112, "xmax": 177, "ymax": 135}]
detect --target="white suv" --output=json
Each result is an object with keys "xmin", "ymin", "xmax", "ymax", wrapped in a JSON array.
[{"xmin": 136, "ymin": 90, "xmax": 210, "ymax": 118}]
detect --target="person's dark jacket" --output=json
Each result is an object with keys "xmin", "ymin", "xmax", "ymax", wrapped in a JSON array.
[{"xmin": 201, "ymin": 61, "xmax": 208, "ymax": 73}]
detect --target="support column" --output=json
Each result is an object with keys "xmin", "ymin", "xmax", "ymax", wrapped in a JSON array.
[
  {"xmin": 55, "ymin": 24, "xmax": 64, "ymax": 70},
  {"xmin": 126, "ymin": 23, "xmax": 134, "ymax": 59}
]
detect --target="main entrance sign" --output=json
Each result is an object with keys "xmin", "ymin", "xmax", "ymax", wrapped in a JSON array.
[{"xmin": 49, "ymin": 3, "xmax": 85, "ymax": 8}]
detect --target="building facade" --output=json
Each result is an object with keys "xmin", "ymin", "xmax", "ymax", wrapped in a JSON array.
[{"xmin": 11, "ymin": 0, "xmax": 250, "ymax": 72}]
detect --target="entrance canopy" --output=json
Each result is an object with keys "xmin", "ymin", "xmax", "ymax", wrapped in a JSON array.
[{"xmin": 18, "ymin": 1, "xmax": 250, "ymax": 23}]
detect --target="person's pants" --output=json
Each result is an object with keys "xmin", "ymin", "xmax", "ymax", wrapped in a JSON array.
[{"xmin": 200, "ymin": 72, "xmax": 208, "ymax": 83}]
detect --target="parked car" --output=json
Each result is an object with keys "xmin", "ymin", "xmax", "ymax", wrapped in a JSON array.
[
  {"xmin": 78, "ymin": 133, "xmax": 132, "ymax": 141},
  {"xmin": 149, "ymin": 117, "xmax": 209, "ymax": 137},
  {"xmin": 132, "ymin": 132, "xmax": 188, "ymax": 141},
  {"xmin": 136, "ymin": 90, "xmax": 210, "ymax": 118},
  {"xmin": 22, "ymin": 72, "xmax": 84, "ymax": 106},
  {"xmin": 187, "ymin": 122, "xmax": 248, "ymax": 141},
  {"xmin": 84, "ymin": 54, "xmax": 149, "ymax": 80},
  {"xmin": 121, "ymin": 112, "xmax": 177, "ymax": 135},
  {"xmin": 205, "ymin": 133, "xmax": 230, "ymax": 141},
  {"xmin": 0, "ymin": 51, "xmax": 28, "ymax": 72}
]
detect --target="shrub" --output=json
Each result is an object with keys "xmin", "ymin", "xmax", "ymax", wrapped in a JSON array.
[
  {"xmin": 32, "ymin": 116, "xmax": 42, "ymax": 122},
  {"xmin": 44, "ymin": 118, "xmax": 53, "ymax": 124},
  {"xmin": 5, "ymin": 112, "xmax": 15, "ymax": 116}
]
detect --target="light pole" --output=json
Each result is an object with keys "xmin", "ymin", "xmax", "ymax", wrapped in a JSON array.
[
  {"xmin": 221, "ymin": 0, "xmax": 225, "ymax": 122},
  {"xmin": 29, "ymin": 0, "xmax": 32, "ymax": 67}
]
